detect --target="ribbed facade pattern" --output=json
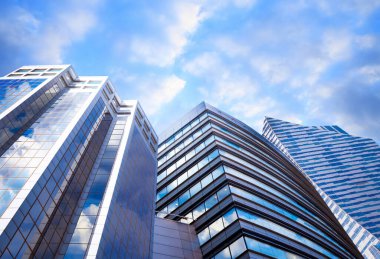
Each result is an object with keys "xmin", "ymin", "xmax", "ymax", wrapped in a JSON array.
[
  {"xmin": 156, "ymin": 102, "xmax": 361, "ymax": 259},
  {"xmin": 263, "ymin": 117, "xmax": 380, "ymax": 258}
]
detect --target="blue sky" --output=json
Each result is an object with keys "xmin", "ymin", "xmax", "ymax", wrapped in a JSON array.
[{"xmin": 1, "ymin": 0, "xmax": 380, "ymax": 142}]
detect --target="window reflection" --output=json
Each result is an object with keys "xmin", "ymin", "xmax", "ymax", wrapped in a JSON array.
[
  {"xmin": 199, "ymin": 207, "xmax": 338, "ymax": 258},
  {"xmin": 0, "ymin": 90, "xmax": 91, "ymax": 217},
  {"xmin": 65, "ymin": 118, "xmax": 127, "ymax": 255},
  {"xmin": 156, "ymin": 149, "xmax": 219, "ymax": 202},
  {"xmin": 159, "ymin": 163, "xmax": 224, "ymax": 217},
  {"xmin": 0, "ymin": 79, "xmax": 45, "ymax": 114}
]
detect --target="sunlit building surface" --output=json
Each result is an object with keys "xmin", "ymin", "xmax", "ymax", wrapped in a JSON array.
[
  {"xmin": 263, "ymin": 117, "xmax": 380, "ymax": 258},
  {"xmin": 155, "ymin": 102, "xmax": 361, "ymax": 258},
  {"xmin": 0, "ymin": 65, "xmax": 157, "ymax": 258}
]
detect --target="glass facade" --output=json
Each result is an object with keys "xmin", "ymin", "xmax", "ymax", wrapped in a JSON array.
[
  {"xmin": 63, "ymin": 117, "xmax": 125, "ymax": 258},
  {"xmin": 96, "ymin": 124, "xmax": 156, "ymax": 258},
  {"xmin": 0, "ymin": 80, "xmax": 63, "ymax": 156},
  {"xmin": 0, "ymin": 79, "xmax": 45, "ymax": 113},
  {"xmin": 0, "ymin": 65, "xmax": 158, "ymax": 258},
  {"xmin": 263, "ymin": 117, "xmax": 380, "ymax": 257},
  {"xmin": 156, "ymin": 102, "xmax": 362, "ymax": 259}
]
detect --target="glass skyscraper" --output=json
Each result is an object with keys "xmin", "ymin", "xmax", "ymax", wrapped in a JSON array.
[
  {"xmin": 155, "ymin": 102, "xmax": 361, "ymax": 258},
  {"xmin": 263, "ymin": 117, "xmax": 380, "ymax": 258},
  {"xmin": 0, "ymin": 65, "xmax": 157, "ymax": 258}
]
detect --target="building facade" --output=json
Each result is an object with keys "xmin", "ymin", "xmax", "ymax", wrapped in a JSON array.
[
  {"xmin": 155, "ymin": 102, "xmax": 361, "ymax": 258},
  {"xmin": 152, "ymin": 217, "xmax": 202, "ymax": 258},
  {"xmin": 263, "ymin": 117, "xmax": 380, "ymax": 258},
  {"xmin": 0, "ymin": 65, "xmax": 157, "ymax": 258}
]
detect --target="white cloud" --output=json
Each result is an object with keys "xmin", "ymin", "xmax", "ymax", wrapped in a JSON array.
[
  {"xmin": 232, "ymin": 0, "xmax": 257, "ymax": 8},
  {"xmin": 214, "ymin": 75, "xmax": 257, "ymax": 104},
  {"xmin": 356, "ymin": 65, "xmax": 380, "ymax": 84},
  {"xmin": 214, "ymin": 37, "xmax": 249, "ymax": 58},
  {"xmin": 316, "ymin": 0, "xmax": 380, "ymax": 17},
  {"xmin": 0, "ymin": 7, "xmax": 40, "ymax": 45},
  {"xmin": 250, "ymin": 56, "xmax": 291, "ymax": 85},
  {"xmin": 125, "ymin": 0, "xmax": 260, "ymax": 67},
  {"xmin": 322, "ymin": 31, "xmax": 353, "ymax": 61},
  {"xmin": 183, "ymin": 52, "xmax": 223, "ymax": 77},
  {"xmin": 139, "ymin": 75, "xmax": 186, "ymax": 115},
  {"xmin": 185, "ymin": 51, "xmax": 257, "ymax": 105},
  {"xmin": 314, "ymin": 85, "xmax": 335, "ymax": 98},
  {"xmin": 231, "ymin": 97, "xmax": 276, "ymax": 118},
  {"xmin": 0, "ymin": 0, "xmax": 102, "ymax": 63},
  {"xmin": 201, "ymin": 0, "xmax": 258, "ymax": 15},
  {"xmin": 355, "ymin": 35, "xmax": 376, "ymax": 49},
  {"xmin": 129, "ymin": 2, "xmax": 204, "ymax": 67}
]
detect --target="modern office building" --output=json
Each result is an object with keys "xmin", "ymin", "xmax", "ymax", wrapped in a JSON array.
[
  {"xmin": 0, "ymin": 65, "xmax": 157, "ymax": 258},
  {"xmin": 263, "ymin": 117, "xmax": 380, "ymax": 258},
  {"xmin": 155, "ymin": 102, "xmax": 362, "ymax": 258}
]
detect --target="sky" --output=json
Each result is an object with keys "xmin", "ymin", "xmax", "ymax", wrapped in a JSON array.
[{"xmin": 1, "ymin": 0, "xmax": 380, "ymax": 142}]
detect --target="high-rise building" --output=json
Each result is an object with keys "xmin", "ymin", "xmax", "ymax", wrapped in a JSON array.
[
  {"xmin": 155, "ymin": 102, "xmax": 361, "ymax": 258},
  {"xmin": 263, "ymin": 117, "xmax": 380, "ymax": 258},
  {"xmin": 0, "ymin": 65, "xmax": 157, "ymax": 258}
]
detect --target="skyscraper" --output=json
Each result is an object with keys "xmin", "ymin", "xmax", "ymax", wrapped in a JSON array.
[
  {"xmin": 263, "ymin": 117, "xmax": 380, "ymax": 258},
  {"xmin": 0, "ymin": 65, "xmax": 157, "ymax": 258},
  {"xmin": 155, "ymin": 102, "xmax": 361, "ymax": 258}
]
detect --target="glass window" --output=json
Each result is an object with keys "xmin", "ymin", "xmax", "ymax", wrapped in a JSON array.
[
  {"xmin": 209, "ymin": 218, "xmax": 224, "ymax": 238},
  {"xmin": 236, "ymin": 208, "xmax": 252, "ymax": 221},
  {"xmin": 214, "ymin": 247, "xmax": 231, "ymax": 259},
  {"xmin": 195, "ymin": 142, "xmax": 205, "ymax": 153},
  {"xmin": 166, "ymin": 136, "xmax": 175, "ymax": 146},
  {"xmin": 193, "ymin": 130, "xmax": 202, "ymax": 139},
  {"xmin": 157, "ymin": 158, "xmax": 165, "ymax": 167},
  {"xmin": 187, "ymin": 164, "xmax": 198, "ymax": 177},
  {"xmin": 217, "ymin": 186, "xmax": 230, "ymax": 201},
  {"xmin": 198, "ymin": 228, "xmax": 210, "ymax": 245},
  {"xmin": 166, "ymin": 163, "xmax": 176, "ymax": 176},
  {"xmin": 229, "ymin": 237, "xmax": 246, "ymax": 258},
  {"xmin": 190, "ymin": 119, "xmax": 199, "ymax": 128},
  {"xmin": 175, "ymin": 142, "xmax": 184, "ymax": 153},
  {"xmin": 157, "ymin": 172, "xmax": 165, "ymax": 182},
  {"xmin": 189, "ymin": 182, "xmax": 201, "ymax": 196},
  {"xmin": 198, "ymin": 156, "xmax": 209, "ymax": 169},
  {"xmin": 174, "ymin": 131, "xmax": 183, "ymax": 141},
  {"xmin": 156, "ymin": 188, "xmax": 168, "ymax": 200},
  {"xmin": 167, "ymin": 149, "xmax": 175, "ymax": 159},
  {"xmin": 166, "ymin": 180, "xmax": 177, "ymax": 192},
  {"xmin": 176, "ymin": 156, "xmax": 186, "ymax": 168},
  {"xmin": 202, "ymin": 123, "xmax": 211, "ymax": 132},
  {"xmin": 208, "ymin": 149, "xmax": 219, "ymax": 161},
  {"xmin": 193, "ymin": 203, "xmax": 206, "ymax": 219},
  {"xmin": 212, "ymin": 166, "xmax": 224, "ymax": 179},
  {"xmin": 184, "ymin": 136, "xmax": 193, "ymax": 146},
  {"xmin": 204, "ymin": 135, "xmax": 215, "ymax": 146},
  {"xmin": 168, "ymin": 200, "xmax": 179, "ymax": 213},
  {"xmin": 222, "ymin": 209, "xmax": 238, "ymax": 227},
  {"xmin": 185, "ymin": 149, "xmax": 195, "ymax": 161},
  {"xmin": 204, "ymin": 194, "xmax": 218, "ymax": 210},
  {"xmin": 201, "ymin": 174, "xmax": 213, "ymax": 188},
  {"xmin": 178, "ymin": 191, "xmax": 191, "ymax": 205},
  {"xmin": 177, "ymin": 172, "xmax": 188, "ymax": 185},
  {"xmin": 244, "ymin": 237, "xmax": 302, "ymax": 259},
  {"xmin": 182, "ymin": 125, "xmax": 191, "ymax": 134}
]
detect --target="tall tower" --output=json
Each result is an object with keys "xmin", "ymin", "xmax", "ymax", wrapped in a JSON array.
[
  {"xmin": 0, "ymin": 65, "xmax": 157, "ymax": 258},
  {"xmin": 155, "ymin": 102, "xmax": 361, "ymax": 258},
  {"xmin": 263, "ymin": 117, "xmax": 380, "ymax": 258}
]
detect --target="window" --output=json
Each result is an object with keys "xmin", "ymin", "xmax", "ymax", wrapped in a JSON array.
[
  {"xmin": 209, "ymin": 218, "xmax": 224, "ymax": 237},
  {"xmin": 32, "ymin": 68, "xmax": 46, "ymax": 72},
  {"xmin": 16, "ymin": 69, "xmax": 31, "ymax": 73}
]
